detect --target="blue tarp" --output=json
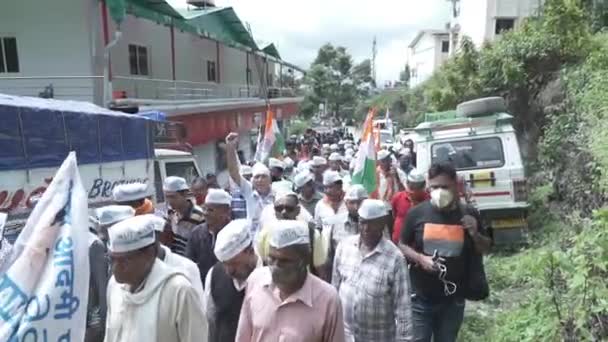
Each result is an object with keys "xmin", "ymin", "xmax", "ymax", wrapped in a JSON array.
[{"xmin": 0, "ymin": 102, "xmax": 154, "ymax": 171}]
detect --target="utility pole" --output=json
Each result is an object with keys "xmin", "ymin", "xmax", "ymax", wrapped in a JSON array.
[
  {"xmin": 372, "ymin": 36, "xmax": 377, "ymax": 88},
  {"xmin": 446, "ymin": 0, "xmax": 460, "ymax": 55}
]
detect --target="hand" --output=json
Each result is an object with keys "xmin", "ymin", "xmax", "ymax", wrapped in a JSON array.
[
  {"xmin": 461, "ymin": 214, "xmax": 478, "ymax": 236},
  {"xmin": 417, "ymin": 254, "xmax": 440, "ymax": 273},
  {"xmin": 225, "ymin": 132, "xmax": 239, "ymax": 149}
]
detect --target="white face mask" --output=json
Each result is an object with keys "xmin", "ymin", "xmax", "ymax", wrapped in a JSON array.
[{"xmin": 430, "ymin": 188, "xmax": 454, "ymax": 209}]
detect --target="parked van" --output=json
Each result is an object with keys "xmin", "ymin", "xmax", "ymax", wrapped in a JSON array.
[{"xmin": 414, "ymin": 97, "xmax": 529, "ymax": 244}]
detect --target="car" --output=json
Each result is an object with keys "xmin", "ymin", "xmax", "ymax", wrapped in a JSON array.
[{"xmin": 413, "ymin": 97, "xmax": 529, "ymax": 245}]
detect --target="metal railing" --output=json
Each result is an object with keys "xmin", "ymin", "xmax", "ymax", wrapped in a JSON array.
[
  {"xmin": 0, "ymin": 76, "xmax": 104, "ymax": 104},
  {"xmin": 0, "ymin": 75, "xmax": 297, "ymax": 105}
]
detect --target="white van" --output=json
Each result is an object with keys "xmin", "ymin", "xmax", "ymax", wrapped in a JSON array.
[{"xmin": 414, "ymin": 97, "xmax": 529, "ymax": 244}]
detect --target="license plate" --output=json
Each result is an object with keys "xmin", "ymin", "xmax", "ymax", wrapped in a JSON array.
[
  {"xmin": 472, "ymin": 171, "xmax": 493, "ymax": 187},
  {"xmin": 492, "ymin": 218, "xmax": 527, "ymax": 229}
]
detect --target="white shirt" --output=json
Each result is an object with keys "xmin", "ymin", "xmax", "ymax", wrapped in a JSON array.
[
  {"xmin": 238, "ymin": 176, "xmax": 274, "ymax": 235},
  {"xmin": 161, "ymin": 245, "xmax": 205, "ymax": 311},
  {"xmin": 314, "ymin": 197, "xmax": 348, "ymax": 226}
]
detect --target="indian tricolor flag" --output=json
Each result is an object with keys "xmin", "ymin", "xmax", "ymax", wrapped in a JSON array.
[
  {"xmin": 255, "ymin": 107, "xmax": 285, "ymax": 162},
  {"xmin": 352, "ymin": 109, "xmax": 377, "ymax": 194}
]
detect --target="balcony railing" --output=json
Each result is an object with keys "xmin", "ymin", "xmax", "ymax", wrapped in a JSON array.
[
  {"xmin": 0, "ymin": 75, "xmax": 297, "ymax": 106},
  {"xmin": 0, "ymin": 76, "xmax": 104, "ymax": 104}
]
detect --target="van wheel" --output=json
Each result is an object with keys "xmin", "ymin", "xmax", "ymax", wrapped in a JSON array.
[{"xmin": 457, "ymin": 97, "xmax": 507, "ymax": 117}]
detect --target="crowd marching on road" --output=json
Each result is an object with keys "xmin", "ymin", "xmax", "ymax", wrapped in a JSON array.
[{"xmin": 0, "ymin": 126, "xmax": 492, "ymax": 342}]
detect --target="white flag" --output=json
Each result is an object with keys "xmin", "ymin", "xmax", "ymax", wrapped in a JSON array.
[{"xmin": 0, "ymin": 152, "xmax": 89, "ymax": 342}]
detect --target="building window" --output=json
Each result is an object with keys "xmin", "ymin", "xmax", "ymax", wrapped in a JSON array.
[
  {"xmin": 128, "ymin": 44, "xmax": 149, "ymax": 76},
  {"xmin": 0, "ymin": 37, "xmax": 20, "ymax": 73},
  {"xmin": 441, "ymin": 40, "xmax": 450, "ymax": 53},
  {"xmin": 207, "ymin": 61, "xmax": 217, "ymax": 82},
  {"xmin": 495, "ymin": 18, "xmax": 515, "ymax": 34}
]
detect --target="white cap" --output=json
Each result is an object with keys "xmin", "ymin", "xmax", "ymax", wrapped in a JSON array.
[
  {"xmin": 329, "ymin": 152, "xmax": 342, "ymax": 161},
  {"xmin": 330, "ymin": 144, "xmax": 339, "ymax": 151},
  {"xmin": 112, "ymin": 183, "xmax": 149, "ymax": 202},
  {"xmin": 377, "ymin": 150, "xmax": 390, "ymax": 160},
  {"xmin": 272, "ymin": 181, "xmax": 295, "ymax": 199},
  {"xmin": 252, "ymin": 162, "xmax": 271, "ymax": 177},
  {"xmin": 312, "ymin": 156, "xmax": 327, "ymax": 166},
  {"xmin": 108, "ymin": 215, "xmax": 158, "ymax": 253},
  {"xmin": 344, "ymin": 155, "xmax": 353, "ymax": 163},
  {"xmin": 297, "ymin": 161, "xmax": 310, "ymax": 173},
  {"xmin": 345, "ymin": 143, "xmax": 354, "ymax": 150},
  {"xmin": 205, "ymin": 188, "xmax": 232, "ymax": 205},
  {"xmin": 139, "ymin": 214, "xmax": 166, "ymax": 232},
  {"xmin": 345, "ymin": 148, "xmax": 354, "ymax": 157},
  {"xmin": 240, "ymin": 165, "xmax": 253, "ymax": 176},
  {"xmin": 323, "ymin": 170, "xmax": 342, "ymax": 186},
  {"xmin": 269, "ymin": 220, "xmax": 310, "ymax": 248},
  {"xmin": 214, "ymin": 219, "xmax": 252, "ymax": 262},
  {"xmin": 400, "ymin": 147, "xmax": 412, "ymax": 156},
  {"xmin": 163, "ymin": 176, "xmax": 189, "ymax": 192},
  {"xmin": 283, "ymin": 157, "xmax": 295, "ymax": 168},
  {"xmin": 345, "ymin": 184, "xmax": 368, "ymax": 200},
  {"xmin": 322, "ymin": 143, "xmax": 330, "ymax": 148},
  {"xmin": 358, "ymin": 199, "xmax": 389, "ymax": 220},
  {"xmin": 96, "ymin": 205, "xmax": 135, "ymax": 226},
  {"xmin": 269, "ymin": 158, "xmax": 285, "ymax": 170},
  {"xmin": 294, "ymin": 171, "xmax": 314, "ymax": 188},
  {"xmin": 407, "ymin": 168, "xmax": 426, "ymax": 183},
  {"xmin": 273, "ymin": 188, "xmax": 298, "ymax": 203}
]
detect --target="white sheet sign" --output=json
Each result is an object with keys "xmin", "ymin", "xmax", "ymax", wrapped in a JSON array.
[{"xmin": 0, "ymin": 152, "xmax": 89, "ymax": 342}]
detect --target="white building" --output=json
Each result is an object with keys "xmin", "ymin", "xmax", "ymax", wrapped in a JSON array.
[
  {"xmin": 408, "ymin": 30, "xmax": 455, "ymax": 87},
  {"xmin": 454, "ymin": 0, "xmax": 542, "ymax": 48},
  {"xmin": 0, "ymin": 0, "xmax": 304, "ymax": 179}
]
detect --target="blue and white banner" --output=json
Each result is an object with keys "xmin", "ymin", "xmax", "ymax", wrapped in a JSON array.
[{"xmin": 0, "ymin": 152, "xmax": 89, "ymax": 342}]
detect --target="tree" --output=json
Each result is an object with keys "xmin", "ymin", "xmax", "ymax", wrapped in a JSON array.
[
  {"xmin": 399, "ymin": 64, "xmax": 411, "ymax": 88},
  {"xmin": 301, "ymin": 44, "xmax": 371, "ymax": 119}
]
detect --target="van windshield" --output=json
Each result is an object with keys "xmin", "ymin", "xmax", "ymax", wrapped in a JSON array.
[
  {"xmin": 165, "ymin": 161, "xmax": 200, "ymax": 184},
  {"xmin": 431, "ymin": 138, "xmax": 504, "ymax": 170}
]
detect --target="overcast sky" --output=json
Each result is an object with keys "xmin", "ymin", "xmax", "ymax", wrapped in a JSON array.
[{"xmin": 168, "ymin": 0, "xmax": 451, "ymax": 84}]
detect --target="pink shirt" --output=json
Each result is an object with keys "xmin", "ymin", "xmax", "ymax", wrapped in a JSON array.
[{"xmin": 236, "ymin": 267, "xmax": 345, "ymax": 342}]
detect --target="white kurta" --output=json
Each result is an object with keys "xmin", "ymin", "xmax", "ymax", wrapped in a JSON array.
[
  {"xmin": 161, "ymin": 245, "xmax": 205, "ymax": 311},
  {"xmin": 104, "ymin": 259, "xmax": 208, "ymax": 342}
]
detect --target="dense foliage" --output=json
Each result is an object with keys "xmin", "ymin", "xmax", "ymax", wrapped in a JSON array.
[{"xmin": 379, "ymin": 0, "xmax": 608, "ymax": 340}]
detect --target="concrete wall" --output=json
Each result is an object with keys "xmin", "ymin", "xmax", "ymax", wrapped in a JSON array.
[
  {"xmin": 458, "ymin": 0, "xmax": 541, "ymax": 48},
  {"xmin": 0, "ymin": 0, "xmax": 98, "ymax": 102},
  {"xmin": 410, "ymin": 34, "xmax": 438, "ymax": 87}
]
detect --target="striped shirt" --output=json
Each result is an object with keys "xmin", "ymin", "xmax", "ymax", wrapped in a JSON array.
[
  {"xmin": 332, "ymin": 236, "xmax": 413, "ymax": 342},
  {"xmin": 169, "ymin": 200, "xmax": 205, "ymax": 256}
]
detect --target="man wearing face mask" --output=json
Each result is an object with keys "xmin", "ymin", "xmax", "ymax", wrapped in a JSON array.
[
  {"xmin": 294, "ymin": 170, "xmax": 323, "ymax": 217},
  {"xmin": 400, "ymin": 163, "xmax": 491, "ymax": 342},
  {"xmin": 391, "ymin": 169, "xmax": 430, "ymax": 244},
  {"xmin": 315, "ymin": 170, "xmax": 348, "ymax": 226},
  {"xmin": 235, "ymin": 220, "xmax": 345, "ymax": 342},
  {"xmin": 333, "ymin": 199, "xmax": 413, "ymax": 342}
]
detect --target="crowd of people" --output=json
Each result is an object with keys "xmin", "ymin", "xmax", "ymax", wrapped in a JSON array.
[{"xmin": 67, "ymin": 127, "xmax": 491, "ymax": 342}]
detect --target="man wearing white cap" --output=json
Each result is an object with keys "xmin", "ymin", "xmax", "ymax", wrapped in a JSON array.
[
  {"xmin": 322, "ymin": 184, "xmax": 368, "ymax": 277},
  {"xmin": 391, "ymin": 168, "xmax": 430, "ymax": 243},
  {"xmin": 236, "ymin": 220, "xmax": 345, "ymax": 342},
  {"xmin": 283, "ymin": 156, "xmax": 295, "ymax": 181},
  {"xmin": 226, "ymin": 133, "xmax": 274, "ymax": 235},
  {"xmin": 95, "ymin": 205, "xmax": 136, "ymax": 247},
  {"xmin": 205, "ymin": 219, "xmax": 260, "ymax": 342},
  {"xmin": 315, "ymin": 170, "xmax": 348, "ymax": 228},
  {"xmin": 294, "ymin": 170, "xmax": 323, "ymax": 216},
  {"xmin": 311, "ymin": 156, "xmax": 328, "ymax": 193},
  {"xmin": 105, "ymin": 215, "xmax": 207, "ymax": 342},
  {"xmin": 332, "ymin": 199, "xmax": 412, "ymax": 342},
  {"xmin": 147, "ymin": 214, "xmax": 205, "ymax": 311},
  {"xmin": 257, "ymin": 188, "xmax": 329, "ymax": 279},
  {"xmin": 112, "ymin": 182, "xmax": 155, "ymax": 216},
  {"xmin": 328, "ymin": 152, "xmax": 346, "ymax": 175},
  {"xmin": 186, "ymin": 188, "xmax": 232, "ymax": 288},
  {"xmin": 163, "ymin": 176, "xmax": 205, "ymax": 256}
]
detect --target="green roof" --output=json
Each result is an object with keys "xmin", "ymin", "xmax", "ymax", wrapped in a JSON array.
[
  {"xmin": 128, "ymin": 0, "xmax": 182, "ymax": 18},
  {"xmin": 180, "ymin": 7, "xmax": 258, "ymax": 50},
  {"xmin": 262, "ymin": 44, "xmax": 281, "ymax": 59}
]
